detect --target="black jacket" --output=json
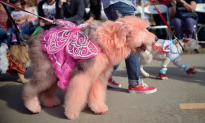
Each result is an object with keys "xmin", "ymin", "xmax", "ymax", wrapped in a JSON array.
[
  {"xmin": 55, "ymin": 0, "xmax": 87, "ymax": 25},
  {"xmin": 89, "ymin": 0, "xmax": 101, "ymax": 20}
]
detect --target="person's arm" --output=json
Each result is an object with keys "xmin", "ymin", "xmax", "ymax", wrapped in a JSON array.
[
  {"xmin": 84, "ymin": 16, "xmax": 94, "ymax": 23},
  {"xmin": 64, "ymin": 0, "xmax": 85, "ymax": 22},
  {"xmin": 170, "ymin": 0, "xmax": 177, "ymax": 18},
  {"xmin": 55, "ymin": 0, "xmax": 65, "ymax": 19},
  {"xmin": 84, "ymin": 0, "xmax": 97, "ymax": 23},
  {"xmin": 144, "ymin": 0, "xmax": 160, "ymax": 7},
  {"xmin": 36, "ymin": 0, "xmax": 40, "ymax": 5},
  {"xmin": 176, "ymin": 0, "xmax": 196, "ymax": 12},
  {"xmin": 38, "ymin": 1, "xmax": 46, "ymax": 26}
]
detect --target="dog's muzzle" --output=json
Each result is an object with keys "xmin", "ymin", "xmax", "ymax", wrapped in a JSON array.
[
  {"xmin": 194, "ymin": 49, "xmax": 199, "ymax": 53},
  {"xmin": 155, "ymin": 37, "xmax": 158, "ymax": 42}
]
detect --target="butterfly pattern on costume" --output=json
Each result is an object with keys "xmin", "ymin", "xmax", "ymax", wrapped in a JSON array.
[{"xmin": 45, "ymin": 20, "xmax": 100, "ymax": 59}]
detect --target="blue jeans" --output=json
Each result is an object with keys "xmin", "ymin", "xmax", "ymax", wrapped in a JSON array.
[
  {"xmin": 7, "ymin": 24, "xmax": 35, "ymax": 45},
  {"xmin": 104, "ymin": 2, "xmax": 141, "ymax": 86},
  {"xmin": 0, "ymin": 27, "xmax": 12, "ymax": 44},
  {"xmin": 0, "ymin": 27, "xmax": 6, "ymax": 42}
]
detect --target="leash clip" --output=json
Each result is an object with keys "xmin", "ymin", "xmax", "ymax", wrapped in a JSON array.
[{"xmin": 53, "ymin": 19, "xmax": 64, "ymax": 28}]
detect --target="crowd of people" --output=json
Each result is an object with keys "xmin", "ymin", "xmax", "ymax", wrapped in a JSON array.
[
  {"xmin": 0, "ymin": 0, "xmax": 204, "ymax": 44},
  {"xmin": 0, "ymin": 0, "xmax": 204, "ymax": 94},
  {"xmin": 0, "ymin": 0, "xmax": 102, "ymax": 44}
]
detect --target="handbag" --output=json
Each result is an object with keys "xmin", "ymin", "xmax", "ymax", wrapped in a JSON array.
[
  {"xmin": 176, "ymin": 7, "xmax": 198, "ymax": 33},
  {"xmin": 176, "ymin": 8, "xmax": 198, "ymax": 21}
]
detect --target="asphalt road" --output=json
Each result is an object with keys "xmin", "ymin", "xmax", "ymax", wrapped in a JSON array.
[{"xmin": 0, "ymin": 54, "xmax": 205, "ymax": 123}]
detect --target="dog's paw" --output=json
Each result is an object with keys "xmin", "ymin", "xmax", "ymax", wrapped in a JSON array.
[
  {"xmin": 40, "ymin": 94, "xmax": 60, "ymax": 107},
  {"xmin": 143, "ymin": 73, "xmax": 150, "ymax": 77},
  {"xmin": 24, "ymin": 96, "xmax": 41, "ymax": 113},
  {"xmin": 19, "ymin": 78, "xmax": 29, "ymax": 83},
  {"xmin": 191, "ymin": 71, "xmax": 197, "ymax": 74},
  {"xmin": 64, "ymin": 111, "xmax": 80, "ymax": 120},
  {"xmin": 161, "ymin": 77, "xmax": 168, "ymax": 80},
  {"xmin": 90, "ymin": 103, "xmax": 108, "ymax": 115}
]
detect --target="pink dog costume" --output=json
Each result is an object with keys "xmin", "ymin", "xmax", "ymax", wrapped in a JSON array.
[{"xmin": 40, "ymin": 20, "xmax": 100, "ymax": 90}]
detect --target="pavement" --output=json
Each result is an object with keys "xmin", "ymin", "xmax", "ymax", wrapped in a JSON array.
[{"xmin": 0, "ymin": 54, "xmax": 205, "ymax": 123}]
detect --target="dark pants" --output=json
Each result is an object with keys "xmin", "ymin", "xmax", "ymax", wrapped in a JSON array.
[
  {"xmin": 153, "ymin": 13, "xmax": 167, "ymax": 39},
  {"xmin": 170, "ymin": 17, "xmax": 197, "ymax": 39},
  {"xmin": 197, "ymin": 12, "xmax": 205, "ymax": 41}
]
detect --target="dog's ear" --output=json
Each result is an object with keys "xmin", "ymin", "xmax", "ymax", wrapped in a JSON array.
[
  {"xmin": 184, "ymin": 43, "xmax": 189, "ymax": 50},
  {"xmin": 114, "ymin": 31, "xmax": 128, "ymax": 48},
  {"xmin": 113, "ymin": 24, "xmax": 129, "ymax": 48}
]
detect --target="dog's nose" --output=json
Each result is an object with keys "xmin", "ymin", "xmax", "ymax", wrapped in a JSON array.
[{"xmin": 155, "ymin": 37, "xmax": 158, "ymax": 42}]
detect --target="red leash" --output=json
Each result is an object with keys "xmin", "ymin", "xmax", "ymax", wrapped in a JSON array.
[
  {"xmin": 152, "ymin": 4, "xmax": 175, "ymax": 37},
  {"xmin": 149, "ymin": 1, "xmax": 185, "ymax": 51}
]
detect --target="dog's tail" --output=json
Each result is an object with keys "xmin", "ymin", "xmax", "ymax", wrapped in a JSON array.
[{"xmin": 27, "ymin": 34, "xmax": 41, "ymax": 49}]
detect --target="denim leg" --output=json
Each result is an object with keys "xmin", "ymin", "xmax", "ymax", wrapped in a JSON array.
[
  {"xmin": 125, "ymin": 52, "xmax": 141, "ymax": 86},
  {"xmin": 11, "ymin": 26, "xmax": 17, "ymax": 42},
  {"xmin": 6, "ymin": 27, "xmax": 13, "ymax": 45},
  {"xmin": 170, "ymin": 18, "xmax": 183, "ymax": 39},
  {"xmin": 183, "ymin": 18, "xmax": 197, "ymax": 38},
  {"xmin": 0, "ymin": 27, "xmax": 6, "ymax": 42},
  {"xmin": 16, "ymin": 24, "xmax": 35, "ymax": 41},
  {"xmin": 104, "ymin": 2, "xmax": 142, "ymax": 85},
  {"xmin": 19, "ymin": 26, "xmax": 31, "ymax": 35}
]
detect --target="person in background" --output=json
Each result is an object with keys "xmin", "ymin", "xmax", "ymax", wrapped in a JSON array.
[
  {"xmin": 152, "ymin": 0, "xmax": 170, "ymax": 39},
  {"xmin": 84, "ymin": 0, "xmax": 102, "ymax": 23},
  {"xmin": 102, "ymin": 0, "xmax": 157, "ymax": 94},
  {"xmin": 0, "ymin": 1, "xmax": 12, "ymax": 44},
  {"xmin": 170, "ymin": 0, "xmax": 197, "ymax": 39},
  {"xmin": 55, "ymin": 0, "xmax": 87, "ymax": 25},
  {"xmin": 24, "ymin": 0, "xmax": 37, "ymax": 8},
  {"xmin": 196, "ymin": 0, "xmax": 205, "ymax": 42},
  {"xmin": 36, "ymin": 0, "xmax": 41, "ymax": 5},
  {"xmin": 38, "ymin": 0, "xmax": 56, "ymax": 31},
  {"xmin": 24, "ymin": 0, "xmax": 38, "ymax": 26},
  {"xmin": 141, "ymin": 0, "xmax": 153, "ymax": 22},
  {"xmin": 10, "ymin": 0, "xmax": 34, "ymax": 42}
]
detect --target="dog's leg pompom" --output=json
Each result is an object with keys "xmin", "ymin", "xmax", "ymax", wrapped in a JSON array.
[
  {"xmin": 158, "ymin": 73, "xmax": 168, "ymax": 80},
  {"xmin": 88, "ymin": 77, "xmax": 108, "ymax": 115},
  {"xmin": 22, "ymin": 67, "xmax": 58, "ymax": 113},
  {"xmin": 64, "ymin": 73, "xmax": 92, "ymax": 120},
  {"xmin": 158, "ymin": 58, "xmax": 170, "ymax": 80},
  {"xmin": 24, "ymin": 95, "xmax": 41, "ymax": 113},
  {"xmin": 40, "ymin": 84, "xmax": 60, "ymax": 107},
  {"xmin": 173, "ymin": 61, "xmax": 197, "ymax": 75},
  {"xmin": 186, "ymin": 67, "xmax": 196, "ymax": 74},
  {"xmin": 64, "ymin": 54, "xmax": 109, "ymax": 119}
]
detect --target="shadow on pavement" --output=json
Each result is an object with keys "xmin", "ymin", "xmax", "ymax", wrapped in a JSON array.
[
  {"xmin": 0, "ymin": 67, "xmax": 33, "ymax": 82},
  {"xmin": 107, "ymin": 87, "xmax": 128, "ymax": 93},
  {"xmin": 0, "ymin": 83, "xmax": 33, "ymax": 114},
  {"xmin": 0, "ymin": 83, "xmax": 97, "ymax": 119},
  {"xmin": 114, "ymin": 66, "xmax": 205, "ymax": 86}
]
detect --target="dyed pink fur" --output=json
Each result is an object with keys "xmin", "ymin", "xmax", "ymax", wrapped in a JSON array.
[{"xmin": 22, "ymin": 16, "xmax": 157, "ymax": 120}]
